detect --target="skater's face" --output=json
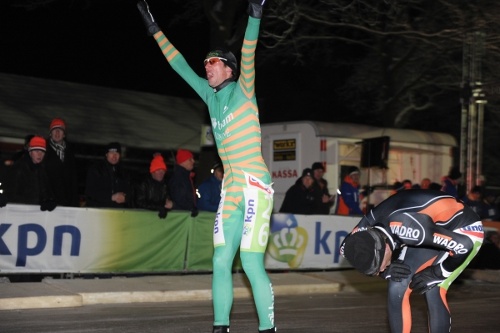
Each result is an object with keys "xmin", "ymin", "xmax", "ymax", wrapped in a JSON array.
[
  {"xmin": 204, "ymin": 57, "xmax": 233, "ymax": 88},
  {"xmin": 377, "ymin": 243, "xmax": 393, "ymax": 275}
]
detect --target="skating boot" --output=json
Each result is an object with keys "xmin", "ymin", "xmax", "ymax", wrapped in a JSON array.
[
  {"xmin": 213, "ymin": 326, "xmax": 229, "ymax": 333},
  {"xmin": 259, "ymin": 328, "xmax": 276, "ymax": 333}
]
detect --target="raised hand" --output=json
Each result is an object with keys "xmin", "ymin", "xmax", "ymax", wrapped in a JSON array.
[
  {"xmin": 137, "ymin": 0, "xmax": 160, "ymax": 36},
  {"xmin": 248, "ymin": 0, "xmax": 266, "ymax": 18}
]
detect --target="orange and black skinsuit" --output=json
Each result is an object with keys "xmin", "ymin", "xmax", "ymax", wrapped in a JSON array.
[{"xmin": 343, "ymin": 189, "xmax": 483, "ymax": 333}]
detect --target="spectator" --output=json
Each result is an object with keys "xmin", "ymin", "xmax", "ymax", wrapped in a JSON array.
[
  {"xmin": 429, "ymin": 182, "xmax": 442, "ymax": 191},
  {"xmin": 85, "ymin": 142, "xmax": 132, "ymax": 208},
  {"xmin": 135, "ymin": 154, "xmax": 173, "ymax": 218},
  {"xmin": 461, "ymin": 185, "xmax": 483, "ymax": 216},
  {"xmin": 2, "ymin": 136, "xmax": 56, "ymax": 211},
  {"xmin": 391, "ymin": 181, "xmax": 403, "ymax": 195},
  {"xmin": 44, "ymin": 118, "xmax": 79, "ymax": 207},
  {"xmin": 197, "ymin": 161, "xmax": 223, "ymax": 212},
  {"xmin": 335, "ymin": 166, "xmax": 363, "ymax": 215},
  {"xmin": 441, "ymin": 166, "xmax": 462, "ymax": 198},
  {"xmin": 169, "ymin": 149, "xmax": 197, "ymax": 215},
  {"xmin": 469, "ymin": 230, "xmax": 500, "ymax": 269},
  {"xmin": 401, "ymin": 179, "xmax": 412, "ymax": 190},
  {"xmin": 311, "ymin": 162, "xmax": 334, "ymax": 214},
  {"xmin": 280, "ymin": 168, "xmax": 317, "ymax": 214},
  {"xmin": 9, "ymin": 134, "xmax": 34, "ymax": 164},
  {"xmin": 420, "ymin": 178, "xmax": 431, "ymax": 190},
  {"xmin": 395, "ymin": 180, "xmax": 412, "ymax": 192}
]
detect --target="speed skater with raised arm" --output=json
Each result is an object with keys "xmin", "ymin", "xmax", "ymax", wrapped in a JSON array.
[{"xmin": 136, "ymin": 1, "xmax": 275, "ymax": 332}]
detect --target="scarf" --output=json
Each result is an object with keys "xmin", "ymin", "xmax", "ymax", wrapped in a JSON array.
[{"xmin": 50, "ymin": 139, "xmax": 66, "ymax": 162}]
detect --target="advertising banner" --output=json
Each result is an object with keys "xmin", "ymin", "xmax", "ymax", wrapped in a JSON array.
[
  {"xmin": 265, "ymin": 214, "xmax": 358, "ymax": 269},
  {"xmin": 0, "ymin": 205, "xmax": 197, "ymax": 273},
  {"xmin": 0, "ymin": 205, "xmax": 358, "ymax": 273}
]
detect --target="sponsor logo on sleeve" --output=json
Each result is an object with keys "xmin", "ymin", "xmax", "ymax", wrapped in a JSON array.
[{"xmin": 432, "ymin": 232, "xmax": 468, "ymax": 254}]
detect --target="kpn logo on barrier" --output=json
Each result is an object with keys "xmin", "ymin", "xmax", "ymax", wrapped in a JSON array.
[{"xmin": 267, "ymin": 214, "xmax": 307, "ymax": 268}]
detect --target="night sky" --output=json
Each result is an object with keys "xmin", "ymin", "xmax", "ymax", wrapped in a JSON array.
[
  {"xmin": 2, "ymin": 1, "xmax": 498, "ymax": 186},
  {"xmin": 0, "ymin": 0, "xmax": 346, "ymax": 125},
  {"xmin": 0, "ymin": 1, "xmax": 206, "ymax": 97}
]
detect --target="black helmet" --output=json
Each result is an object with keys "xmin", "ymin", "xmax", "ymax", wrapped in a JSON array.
[
  {"xmin": 343, "ymin": 228, "xmax": 386, "ymax": 276},
  {"xmin": 205, "ymin": 48, "xmax": 238, "ymax": 75}
]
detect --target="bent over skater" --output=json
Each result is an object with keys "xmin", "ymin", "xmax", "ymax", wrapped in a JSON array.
[
  {"xmin": 340, "ymin": 189, "xmax": 483, "ymax": 333},
  {"xmin": 136, "ymin": 1, "xmax": 275, "ymax": 332}
]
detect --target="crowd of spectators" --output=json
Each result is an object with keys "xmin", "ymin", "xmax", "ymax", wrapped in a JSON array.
[
  {"xmin": 2, "ymin": 122, "xmax": 500, "ymax": 223},
  {"xmin": 0, "ymin": 118, "xmax": 223, "ymax": 219}
]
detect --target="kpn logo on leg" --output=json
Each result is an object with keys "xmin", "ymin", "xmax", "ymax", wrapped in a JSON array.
[{"xmin": 267, "ymin": 214, "xmax": 308, "ymax": 268}]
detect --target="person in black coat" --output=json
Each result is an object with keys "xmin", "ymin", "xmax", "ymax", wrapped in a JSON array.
[
  {"xmin": 311, "ymin": 162, "xmax": 335, "ymax": 214},
  {"xmin": 3, "ymin": 136, "xmax": 57, "ymax": 211},
  {"xmin": 197, "ymin": 162, "xmax": 223, "ymax": 212},
  {"xmin": 135, "ymin": 154, "xmax": 173, "ymax": 218},
  {"xmin": 168, "ymin": 149, "xmax": 197, "ymax": 216},
  {"xmin": 85, "ymin": 142, "xmax": 132, "ymax": 208},
  {"xmin": 279, "ymin": 168, "xmax": 317, "ymax": 214},
  {"xmin": 44, "ymin": 118, "xmax": 79, "ymax": 207}
]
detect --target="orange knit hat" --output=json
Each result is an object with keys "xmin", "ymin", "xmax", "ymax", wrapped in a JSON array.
[
  {"xmin": 176, "ymin": 149, "xmax": 193, "ymax": 164},
  {"xmin": 29, "ymin": 136, "xmax": 46, "ymax": 151},
  {"xmin": 49, "ymin": 118, "xmax": 66, "ymax": 133},
  {"xmin": 150, "ymin": 155, "xmax": 167, "ymax": 173}
]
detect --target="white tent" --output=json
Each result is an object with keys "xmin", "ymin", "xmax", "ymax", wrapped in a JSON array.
[{"xmin": 0, "ymin": 73, "xmax": 205, "ymax": 152}]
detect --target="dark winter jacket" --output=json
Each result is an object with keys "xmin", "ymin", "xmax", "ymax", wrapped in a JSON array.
[
  {"xmin": 135, "ymin": 176, "xmax": 170, "ymax": 210},
  {"xmin": 168, "ymin": 165, "xmax": 196, "ymax": 211},
  {"xmin": 280, "ymin": 180, "xmax": 317, "ymax": 215},
  {"xmin": 4, "ymin": 154, "xmax": 55, "ymax": 205},
  {"xmin": 312, "ymin": 178, "xmax": 333, "ymax": 215},
  {"xmin": 85, "ymin": 159, "xmax": 131, "ymax": 208},
  {"xmin": 44, "ymin": 140, "xmax": 79, "ymax": 207},
  {"xmin": 441, "ymin": 176, "xmax": 459, "ymax": 198},
  {"xmin": 197, "ymin": 174, "xmax": 222, "ymax": 212}
]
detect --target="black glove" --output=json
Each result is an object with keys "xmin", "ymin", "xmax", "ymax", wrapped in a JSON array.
[
  {"xmin": 248, "ymin": 0, "xmax": 266, "ymax": 19},
  {"xmin": 380, "ymin": 260, "xmax": 411, "ymax": 282},
  {"xmin": 158, "ymin": 207, "xmax": 168, "ymax": 219},
  {"xmin": 409, "ymin": 265, "xmax": 446, "ymax": 294},
  {"xmin": 137, "ymin": 0, "xmax": 160, "ymax": 36},
  {"xmin": 40, "ymin": 200, "xmax": 57, "ymax": 212},
  {"xmin": 191, "ymin": 208, "xmax": 199, "ymax": 218}
]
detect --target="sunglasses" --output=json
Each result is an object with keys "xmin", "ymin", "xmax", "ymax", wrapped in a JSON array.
[{"xmin": 204, "ymin": 57, "xmax": 227, "ymax": 66}]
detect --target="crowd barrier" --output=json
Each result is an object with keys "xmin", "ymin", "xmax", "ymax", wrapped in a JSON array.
[{"xmin": 0, "ymin": 204, "xmax": 358, "ymax": 274}]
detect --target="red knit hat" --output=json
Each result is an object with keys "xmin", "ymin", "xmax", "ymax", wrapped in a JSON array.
[
  {"xmin": 49, "ymin": 118, "xmax": 66, "ymax": 133},
  {"xmin": 150, "ymin": 155, "xmax": 167, "ymax": 173},
  {"xmin": 176, "ymin": 149, "xmax": 193, "ymax": 164},
  {"xmin": 29, "ymin": 136, "xmax": 46, "ymax": 151}
]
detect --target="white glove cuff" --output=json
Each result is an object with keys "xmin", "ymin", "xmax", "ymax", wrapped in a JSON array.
[{"xmin": 439, "ymin": 262, "xmax": 452, "ymax": 278}]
